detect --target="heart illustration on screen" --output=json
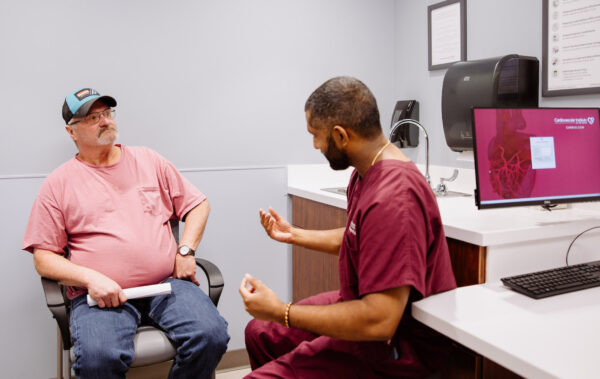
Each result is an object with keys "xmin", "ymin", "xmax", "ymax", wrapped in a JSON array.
[{"xmin": 589, "ymin": 117, "xmax": 595, "ymax": 125}]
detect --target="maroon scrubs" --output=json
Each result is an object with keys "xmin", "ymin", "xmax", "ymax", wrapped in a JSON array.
[{"xmin": 245, "ymin": 160, "xmax": 457, "ymax": 378}]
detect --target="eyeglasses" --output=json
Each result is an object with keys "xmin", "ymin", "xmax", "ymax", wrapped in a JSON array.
[{"xmin": 69, "ymin": 109, "xmax": 115, "ymax": 125}]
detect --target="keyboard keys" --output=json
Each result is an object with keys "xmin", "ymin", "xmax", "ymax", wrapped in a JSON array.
[{"xmin": 501, "ymin": 261, "xmax": 600, "ymax": 299}]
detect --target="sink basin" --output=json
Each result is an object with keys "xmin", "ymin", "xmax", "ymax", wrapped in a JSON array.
[
  {"xmin": 321, "ymin": 187, "xmax": 347, "ymax": 196},
  {"xmin": 435, "ymin": 190, "xmax": 472, "ymax": 198},
  {"xmin": 322, "ymin": 187, "xmax": 471, "ymax": 198}
]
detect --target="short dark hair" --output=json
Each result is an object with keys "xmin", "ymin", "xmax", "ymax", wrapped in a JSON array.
[{"xmin": 304, "ymin": 76, "xmax": 381, "ymax": 139}]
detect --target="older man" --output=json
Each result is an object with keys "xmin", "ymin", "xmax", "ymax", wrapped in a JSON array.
[
  {"xmin": 23, "ymin": 88, "xmax": 229, "ymax": 379},
  {"xmin": 240, "ymin": 77, "xmax": 457, "ymax": 378}
]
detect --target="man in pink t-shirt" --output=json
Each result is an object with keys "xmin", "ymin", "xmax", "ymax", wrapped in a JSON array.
[
  {"xmin": 22, "ymin": 88, "xmax": 228, "ymax": 379},
  {"xmin": 239, "ymin": 77, "xmax": 457, "ymax": 378}
]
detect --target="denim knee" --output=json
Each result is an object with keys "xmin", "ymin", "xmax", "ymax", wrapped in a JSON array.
[
  {"xmin": 73, "ymin": 338, "xmax": 134, "ymax": 378},
  {"xmin": 181, "ymin": 315, "xmax": 229, "ymax": 361}
]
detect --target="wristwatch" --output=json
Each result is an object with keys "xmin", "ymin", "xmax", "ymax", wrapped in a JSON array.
[{"xmin": 178, "ymin": 245, "xmax": 195, "ymax": 257}]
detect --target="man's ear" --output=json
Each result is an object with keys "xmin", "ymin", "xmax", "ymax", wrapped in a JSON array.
[
  {"xmin": 65, "ymin": 125, "xmax": 76, "ymax": 141},
  {"xmin": 331, "ymin": 125, "xmax": 350, "ymax": 148}
]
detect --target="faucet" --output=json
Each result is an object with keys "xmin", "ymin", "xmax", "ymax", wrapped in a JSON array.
[
  {"xmin": 390, "ymin": 119, "xmax": 430, "ymax": 185},
  {"xmin": 435, "ymin": 169, "xmax": 459, "ymax": 195}
]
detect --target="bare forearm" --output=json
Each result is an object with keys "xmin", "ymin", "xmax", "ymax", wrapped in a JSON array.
[
  {"xmin": 180, "ymin": 200, "xmax": 210, "ymax": 250},
  {"xmin": 290, "ymin": 227, "xmax": 344, "ymax": 255},
  {"xmin": 33, "ymin": 248, "xmax": 98, "ymax": 287},
  {"xmin": 288, "ymin": 287, "xmax": 409, "ymax": 341},
  {"xmin": 240, "ymin": 275, "xmax": 409, "ymax": 341}
]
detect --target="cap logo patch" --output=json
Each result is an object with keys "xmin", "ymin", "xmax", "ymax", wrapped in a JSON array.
[{"xmin": 75, "ymin": 88, "xmax": 99, "ymax": 100}]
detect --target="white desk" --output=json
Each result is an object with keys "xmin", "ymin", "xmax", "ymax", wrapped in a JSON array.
[{"xmin": 412, "ymin": 283, "xmax": 600, "ymax": 379}]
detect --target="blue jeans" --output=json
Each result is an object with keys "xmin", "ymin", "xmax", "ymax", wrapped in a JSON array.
[{"xmin": 70, "ymin": 278, "xmax": 229, "ymax": 379}]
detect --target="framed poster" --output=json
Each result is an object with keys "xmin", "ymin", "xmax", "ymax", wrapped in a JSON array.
[
  {"xmin": 428, "ymin": 0, "xmax": 467, "ymax": 70},
  {"xmin": 543, "ymin": 0, "xmax": 600, "ymax": 96}
]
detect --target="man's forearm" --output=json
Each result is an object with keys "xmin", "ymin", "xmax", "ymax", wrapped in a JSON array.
[
  {"xmin": 179, "ymin": 200, "xmax": 210, "ymax": 250},
  {"xmin": 290, "ymin": 227, "xmax": 345, "ymax": 255},
  {"xmin": 33, "ymin": 248, "xmax": 97, "ymax": 287},
  {"xmin": 287, "ymin": 287, "xmax": 410, "ymax": 341}
]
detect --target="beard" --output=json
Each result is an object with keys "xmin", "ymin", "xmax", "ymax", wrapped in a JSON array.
[
  {"xmin": 325, "ymin": 133, "xmax": 350, "ymax": 170},
  {"xmin": 97, "ymin": 126, "xmax": 118, "ymax": 146}
]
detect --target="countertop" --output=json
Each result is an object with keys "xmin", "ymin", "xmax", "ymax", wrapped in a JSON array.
[
  {"xmin": 287, "ymin": 164, "xmax": 600, "ymax": 247},
  {"xmin": 412, "ymin": 282, "xmax": 600, "ymax": 379}
]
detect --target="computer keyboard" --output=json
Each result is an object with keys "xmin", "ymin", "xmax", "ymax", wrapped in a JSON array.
[{"xmin": 501, "ymin": 261, "xmax": 600, "ymax": 299}]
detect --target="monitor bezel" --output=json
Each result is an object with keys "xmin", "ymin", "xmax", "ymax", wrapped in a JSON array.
[{"xmin": 471, "ymin": 106, "xmax": 600, "ymax": 210}]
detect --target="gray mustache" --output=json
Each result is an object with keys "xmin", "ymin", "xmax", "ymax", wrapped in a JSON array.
[{"xmin": 98, "ymin": 126, "xmax": 117, "ymax": 136}]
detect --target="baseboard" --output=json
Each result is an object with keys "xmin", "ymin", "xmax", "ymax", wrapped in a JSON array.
[{"xmin": 216, "ymin": 348, "xmax": 250, "ymax": 371}]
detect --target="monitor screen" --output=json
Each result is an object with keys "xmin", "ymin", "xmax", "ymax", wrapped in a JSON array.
[{"xmin": 472, "ymin": 107, "xmax": 600, "ymax": 209}]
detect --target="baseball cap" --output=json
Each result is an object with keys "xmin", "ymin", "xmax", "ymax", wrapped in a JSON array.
[{"xmin": 62, "ymin": 88, "xmax": 117, "ymax": 124}]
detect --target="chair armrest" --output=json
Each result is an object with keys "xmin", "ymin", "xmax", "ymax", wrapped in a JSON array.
[
  {"xmin": 41, "ymin": 277, "xmax": 72, "ymax": 349},
  {"xmin": 195, "ymin": 258, "xmax": 224, "ymax": 306}
]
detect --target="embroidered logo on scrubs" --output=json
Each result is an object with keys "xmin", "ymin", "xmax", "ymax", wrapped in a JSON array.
[{"xmin": 348, "ymin": 221, "xmax": 356, "ymax": 235}]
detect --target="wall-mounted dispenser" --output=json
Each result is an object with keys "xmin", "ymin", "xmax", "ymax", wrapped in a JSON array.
[
  {"xmin": 389, "ymin": 100, "xmax": 419, "ymax": 148},
  {"xmin": 441, "ymin": 54, "xmax": 539, "ymax": 152}
]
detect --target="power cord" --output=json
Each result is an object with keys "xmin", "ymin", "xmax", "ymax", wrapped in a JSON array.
[{"xmin": 565, "ymin": 226, "xmax": 600, "ymax": 266}]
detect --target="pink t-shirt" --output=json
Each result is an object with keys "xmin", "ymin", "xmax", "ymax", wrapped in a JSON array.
[
  {"xmin": 339, "ymin": 160, "xmax": 457, "ymax": 376},
  {"xmin": 22, "ymin": 145, "xmax": 206, "ymax": 299}
]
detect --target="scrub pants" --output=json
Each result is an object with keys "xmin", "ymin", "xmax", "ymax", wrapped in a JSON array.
[
  {"xmin": 70, "ymin": 278, "xmax": 229, "ymax": 379},
  {"xmin": 244, "ymin": 291, "xmax": 421, "ymax": 379}
]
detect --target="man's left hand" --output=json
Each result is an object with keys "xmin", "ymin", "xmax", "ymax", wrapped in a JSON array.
[{"xmin": 174, "ymin": 254, "xmax": 200, "ymax": 285}]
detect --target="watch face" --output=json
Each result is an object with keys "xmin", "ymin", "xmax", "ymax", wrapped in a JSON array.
[{"xmin": 179, "ymin": 246, "xmax": 191, "ymax": 255}]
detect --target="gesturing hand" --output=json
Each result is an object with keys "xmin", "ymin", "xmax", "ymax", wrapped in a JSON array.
[
  {"xmin": 239, "ymin": 274, "xmax": 286, "ymax": 324},
  {"xmin": 259, "ymin": 207, "xmax": 293, "ymax": 243}
]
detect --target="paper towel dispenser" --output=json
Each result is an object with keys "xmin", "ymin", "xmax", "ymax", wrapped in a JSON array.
[{"xmin": 441, "ymin": 54, "xmax": 539, "ymax": 152}]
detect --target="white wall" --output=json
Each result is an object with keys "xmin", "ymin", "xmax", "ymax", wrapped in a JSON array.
[
  {"xmin": 394, "ymin": 0, "xmax": 600, "ymax": 171},
  {"xmin": 0, "ymin": 0, "xmax": 396, "ymax": 175},
  {"xmin": 0, "ymin": 0, "xmax": 396, "ymax": 377}
]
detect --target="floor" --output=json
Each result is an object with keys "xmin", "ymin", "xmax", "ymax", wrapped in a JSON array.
[{"xmin": 216, "ymin": 366, "xmax": 251, "ymax": 379}]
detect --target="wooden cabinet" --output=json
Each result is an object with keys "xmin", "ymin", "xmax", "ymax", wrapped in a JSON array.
[
  {"xmin": 290, "ymin": 195, "xmax": 522, "ymax": 379},
  {"xmin": 291, "ymin": 196, "xmax": 345, "ymax": 302}
]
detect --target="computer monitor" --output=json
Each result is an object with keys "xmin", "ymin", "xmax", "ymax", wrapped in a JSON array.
[{"xmin": 472, "ymin": 107, "xmax": 600, "ymax": 209}]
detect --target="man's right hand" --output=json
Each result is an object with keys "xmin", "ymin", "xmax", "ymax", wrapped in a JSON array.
[
  {"xmin": 86, "ymin": 271, "xmax": 127, "ymax": 308},
  {"xmin": 259, "ymin": 207, "xmax": 293, "ymax": 243}
]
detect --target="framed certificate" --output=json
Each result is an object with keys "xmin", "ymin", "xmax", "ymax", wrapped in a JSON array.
[
  {"xmin": 542, "ymin": 0, "xmax": 600, "ymax": 96},
  {"xmin": 428, "ymin": 0, "xmax": 467, "ymax": 71}
]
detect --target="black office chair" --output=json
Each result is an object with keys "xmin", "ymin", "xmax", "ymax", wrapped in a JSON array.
[{"xmin": 40, "ymin": 219, "xmax": 224, "ymax": 379}]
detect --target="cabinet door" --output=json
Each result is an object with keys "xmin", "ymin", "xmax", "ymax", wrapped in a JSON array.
[
  {"xmin": 447, "ymin": 238, "xmax": 487, "ymax": 286},
  {"xmin": 291, "ymin": 196, "xmax": 346, "ymax": 302}
]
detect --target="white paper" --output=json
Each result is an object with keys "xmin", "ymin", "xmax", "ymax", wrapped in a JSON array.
[
  {"xmin": 431, "ymin": 2, "xmax": 462, "ymax": 66},
  {"xmin": 530, "ymin": 136, "xmax": 557, "ymax": 170},
  {"xmin": 87, "ymin": 282, "xmax": 172, "ymax": 307}
]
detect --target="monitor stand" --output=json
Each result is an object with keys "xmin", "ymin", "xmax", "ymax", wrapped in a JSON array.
[{"xmin": 539, "ymin": 203, "xmax": 570, "ymax": 212}]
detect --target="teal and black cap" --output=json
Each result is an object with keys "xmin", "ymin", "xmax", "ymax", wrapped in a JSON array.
[{"xmin": 62, "ymin": 88, "xmax": 117, "ymax": 124}]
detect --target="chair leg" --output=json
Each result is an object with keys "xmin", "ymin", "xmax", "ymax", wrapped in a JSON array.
[
  {"xmin": 57, "ymin": 326, "xmax": 63, "ymax": 379},
  {"xmin": 56, "ymin": 325, "xmax": 72, "ymax": 379},
  {"xmin": 63, "ymin": 349, "xmax": 72, "ymax": 379}
]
